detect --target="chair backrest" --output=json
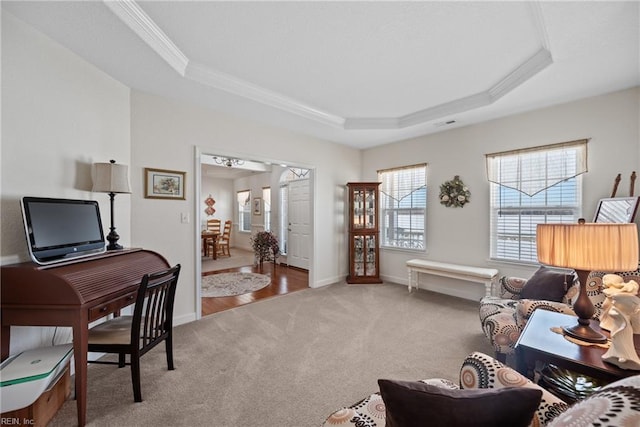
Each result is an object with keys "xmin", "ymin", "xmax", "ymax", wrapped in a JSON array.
[
  {"xmin": 221, "ymin": 220, "xmax": 232, "ymax": 240},
  {"xmin": 131, "ymin": 264, "xmax": 181, "ymax": 353},
  {"xmin": 207, "ymin": 219, "xmax": 221, "ymax": 233}
]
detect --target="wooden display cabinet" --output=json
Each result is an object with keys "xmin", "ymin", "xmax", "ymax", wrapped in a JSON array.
[{"xmin": 347, "ymin": 182, "xmax": 382, "ymax": 284}]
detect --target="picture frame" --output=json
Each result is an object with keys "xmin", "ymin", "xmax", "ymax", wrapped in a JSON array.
[
  {"xmin": 253, "ymin": 197, "xmax": 262, "ymax": 215},
  {"xmin": 593, "ymin": 196, "xmax": 640, "ymax": 223},
  {"xmin": 144, "ymin": 168, "xmax": 186, "ymax": 200}
]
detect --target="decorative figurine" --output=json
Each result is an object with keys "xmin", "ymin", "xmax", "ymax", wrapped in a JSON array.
[{"xmin": 600, "ymin": 274, "xmax": 640, "ymax": 370}]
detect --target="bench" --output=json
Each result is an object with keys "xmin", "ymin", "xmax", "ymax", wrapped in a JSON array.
[{"xmin": 406, "ymin": 259, "xmax": 499, "ymax": 297}]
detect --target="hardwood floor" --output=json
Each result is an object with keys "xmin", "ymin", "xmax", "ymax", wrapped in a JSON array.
[{"xmin": 201, "ymin": 263, "xmax": 309, "ymax": 316}]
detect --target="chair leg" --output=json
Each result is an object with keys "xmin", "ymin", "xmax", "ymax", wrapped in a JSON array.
[
  {"xmin": 118, "ymin": 353, "xmax": 126, "ymax": 368},
  {"xmin": 131, "ymin": 353, "xmax": 142, "ymax": 402},
  {"xmin": 165, "ymin": 335, "xmax": 175, "ymax": 371}
]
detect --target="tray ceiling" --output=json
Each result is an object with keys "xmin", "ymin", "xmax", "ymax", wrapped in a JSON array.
[{"xmin": 3, "ymin": 1, "xmax": 638, "ymax": 149}]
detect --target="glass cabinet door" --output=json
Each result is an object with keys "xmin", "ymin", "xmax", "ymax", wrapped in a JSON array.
[
  {"xmin": 351, "ymin": 233, "xmax": 377, "ymax": 277},
  {"xmin": 352, "ymin": 187, "xmax": 377, "ymax": 230}
]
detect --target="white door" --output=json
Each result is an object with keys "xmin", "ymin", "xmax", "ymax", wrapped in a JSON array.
[{"xmin": 287, "ymin": 179, "xmax": 310, "ymax": 270}]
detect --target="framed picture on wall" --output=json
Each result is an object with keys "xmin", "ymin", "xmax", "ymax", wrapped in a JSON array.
[
  {"xmin": 144, "ymin": 168, "xmax": 186, "ymax": 200},
  {"xmin": 253, "ymin": 197, "xmax": 262, "ymax": 215}
]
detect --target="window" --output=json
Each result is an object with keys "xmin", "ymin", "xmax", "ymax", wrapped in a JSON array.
[
  {"xmin": 237, "ymin": 190, "xmax": 251, "ymax": 232},
  {"xmin": 263, "ymin": 187, "xmax": 271, "ymax": 231},
  {"xmin": 378, "ymin": 164, "xmax": 427, "ymax": 250},
  {"xmin": 487, "ymin": 140, "xmax": 587, "ymax": 263}
]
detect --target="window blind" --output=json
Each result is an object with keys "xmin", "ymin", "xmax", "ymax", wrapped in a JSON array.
[
  {"xmin": 378, "ymin": 164, "xmax": 427, "ymax": 250},
  {"xmin": 486, "ymin": 139, "xmax": 588, "ymax": 196},
  {"xmin": 487, "ymin": 141, "xmax": 585, "ymax": 262}
]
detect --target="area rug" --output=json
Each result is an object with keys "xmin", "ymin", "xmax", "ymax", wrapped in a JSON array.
[{"xmin": 201, "ymin": 272, "xmax": 271, "ymax": 297}]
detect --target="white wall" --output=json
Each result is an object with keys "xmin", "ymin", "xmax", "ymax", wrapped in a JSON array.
[
  {"xmin": 1, "ymin": 12, "xmax": 131, "ymax": 354},
  {"xmin": 200, "ymin": 173, "xmax": 234, "ymax": 231},
  {"xmin": 363, "ymin": 87, "xmax": 640, "ymax": 300},
  {"xmin": 129, "ymin": 91, "xmax": 361, "ymax": 323}
]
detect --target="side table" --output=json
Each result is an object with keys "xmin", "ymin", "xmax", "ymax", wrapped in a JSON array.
[{"xmin": 515, "ymin": 309, "xmax": 640, "ymax": 384}]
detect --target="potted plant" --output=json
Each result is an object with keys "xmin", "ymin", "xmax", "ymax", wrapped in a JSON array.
[{"xmin": 250, "ymin": 231, "xmax": 280, "ymax": 265}]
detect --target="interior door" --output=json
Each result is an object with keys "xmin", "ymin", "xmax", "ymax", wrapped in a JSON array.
[{"xmin": 287, "ymin": 179, "xmax": 310, "ymax": 270}]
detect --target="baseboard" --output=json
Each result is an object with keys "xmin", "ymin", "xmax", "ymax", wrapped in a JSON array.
[{"xmin": 380, "ymin": 273, "xmax": 482, "ymax": 301}]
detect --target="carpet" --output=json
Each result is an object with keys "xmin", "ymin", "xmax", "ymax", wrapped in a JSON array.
[
  {"xmin": 201, "ymin": 272, "xmax": 271, "ymax": 297},
  {"xmin": 49, "ymin": 282, "xmax": 493, "ymax": 427}
]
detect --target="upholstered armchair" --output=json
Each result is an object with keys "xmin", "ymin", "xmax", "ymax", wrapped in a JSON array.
[
  {"xmin": 324, "ymin": 351, "xmax": 640, "ymax": 427},
  {"xmin": 479, "ymin": 266, "xmax": 640, "ymax": 362}
]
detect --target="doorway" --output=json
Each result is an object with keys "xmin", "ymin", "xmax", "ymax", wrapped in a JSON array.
[{"xmin": 196, "ymin": 150, "xmax": 313, "ymax": 318}]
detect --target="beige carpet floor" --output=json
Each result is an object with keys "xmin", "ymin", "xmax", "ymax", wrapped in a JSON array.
[{"xmin": 50, "ymin": 281, "xmax": 493, "ymax": 426}]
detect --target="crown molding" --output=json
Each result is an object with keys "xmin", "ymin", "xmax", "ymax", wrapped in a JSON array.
[
  {"xmin": 107, "ymin": 0, "xmax": 554, "ymax": 132},
  {"xmin": 185, "ymin": 63, "xmax": 345, "ymax": 127},
  {"xmin": 104, "ymin": 0, "xmax": 188, "ymax": 75},
  {"xmin": 489, "ymin": 47, "xmax": 552, "ymax": 101}
]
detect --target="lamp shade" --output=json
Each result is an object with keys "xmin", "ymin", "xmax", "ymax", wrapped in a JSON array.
[
  {"xmin": 92, "ymin": 161, "xmax": 131, "ymax": 194},
  {"xmin": 537, "ymin": 223, "xmax": 639, "ymax": 271}
]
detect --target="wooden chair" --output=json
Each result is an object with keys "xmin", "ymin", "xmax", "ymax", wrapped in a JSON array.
[
  {"xmin": 204, "ymin": 219, "xmax": 221, "ymax": 256},
  {"xmin": 206, "ymin": 218, "xmax": 221, "ymax": 233},
  {"xmin": 215, "ymin": 220, "xmax": 232, "ymax": 257},
  {"xmin": 87, "ymin": 264, "xmax": 181, "ymax": 402}
]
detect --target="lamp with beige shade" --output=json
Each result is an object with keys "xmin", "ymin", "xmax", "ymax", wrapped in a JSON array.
[
  {"xmin": 536, "ymin": 222, "xmax": 639, "ymax": 343},
  {"xmin": 92, "ymin": 160, "xmax": 131, "ymax": 250}
]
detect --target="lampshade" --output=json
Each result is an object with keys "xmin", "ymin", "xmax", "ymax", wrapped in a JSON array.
[
  {"xmin": 92, "ymin": 160, "xmax": 131, "ymax": 194},
  {"xmin": 536, "ymin": 222, "xmax": 639, "ymax": 343},
  {"xmin": 537, "ymin": 223, "xmax": 639, "ymax": 271}
]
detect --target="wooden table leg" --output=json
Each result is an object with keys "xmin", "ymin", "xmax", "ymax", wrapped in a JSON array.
[
  {"xmin": 72, "ymin": 315, "xmax": 88, "ymax": 426},
  {"xmin": 211, "ymin": 235, "xmax": 218, "ymax": 260},
  {"xmin": 1, "ymin": 323, "xmax": 10, "ymax": 361}
]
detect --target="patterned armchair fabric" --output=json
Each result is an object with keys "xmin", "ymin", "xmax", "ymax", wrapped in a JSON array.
[
  {"xmin": 323, "ymin": 352, "xmax": 640, "ymax": 427},
  {"xmin": 479, "ymin": 268, "xmax": 640, "ymax": 361}
]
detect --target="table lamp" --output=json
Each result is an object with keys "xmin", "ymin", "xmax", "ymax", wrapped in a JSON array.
[
  {"xmin": 92, "ymin": 160, "xmax": 131, "ymax": 250},
  {"xmin": 536, "ymin": 222, "xmax": 639, "ymax": 343}
]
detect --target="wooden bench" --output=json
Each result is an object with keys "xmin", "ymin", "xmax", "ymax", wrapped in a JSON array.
[{"xmin": 406, "ymin": 259, "xmax": 499, "ymax": 297}]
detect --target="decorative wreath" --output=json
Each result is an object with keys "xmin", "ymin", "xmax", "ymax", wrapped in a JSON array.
[{"xmin": 439, "ymin": 175, "xmax": 471, "ymax": 208}]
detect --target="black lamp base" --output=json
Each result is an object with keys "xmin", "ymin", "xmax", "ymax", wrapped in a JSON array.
[
  {"xmin": 563, "ymin": 323, "xmax": 608, "ymax": 344},
  {"xmin": 106, "ymin": 229, "xmax": 122, "ymax": 251},
  {"xmin": 563, "ymin": 268, "xmax": 608, "ymax": 343}
]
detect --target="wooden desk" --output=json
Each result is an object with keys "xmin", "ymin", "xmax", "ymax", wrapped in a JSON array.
[
  {"xmin": 1, "ymin": 249, "xmax": 169, "ymax": 426},
  {"xmin": 202, "ymin": 231, "xmax": 219, "ymax": 259},
  {"xmin": 515, "ymin": 309, "xmax": 640, "ymax": 383}
]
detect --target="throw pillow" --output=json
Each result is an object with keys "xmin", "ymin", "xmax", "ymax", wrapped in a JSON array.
[
  {"xmin": 519, "ymin": 266, "xmax": 569, "ymax": 302},
  {"xmin": 378, "ymin": 379, "xmax": 542, "ymax": 427}
]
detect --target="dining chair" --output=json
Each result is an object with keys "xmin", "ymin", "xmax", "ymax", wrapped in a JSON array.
[
  {"xmin": 204, "ymin": 219, "xmax": 221, "ymax": 256},
  {"xmin": 215, "ymin": 220, "xmax": 232, "ymax": 257},
  {"xmin": 87, "ymin": 264, "xmax": 181, "ymax": 402},
  {"xmin": 206, "ymin": 218, "xmax": 221, "ymax": 233}
]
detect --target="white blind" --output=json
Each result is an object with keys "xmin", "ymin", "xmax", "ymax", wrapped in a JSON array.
[
  {"xmin": 378, "ymin": 164, "xmax": 427, "ymax": 250},
  {"xmin": 486, "ymin": 139, "xmax": 588, "ymax": 196},
  {"xmin": 487, "ymin": 142, "xmax": 585, "ymax": 262}
]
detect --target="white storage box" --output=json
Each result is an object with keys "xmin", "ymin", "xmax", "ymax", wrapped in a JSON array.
[{"xmin": 0, "ymin": 344, "xmax": 73, "ymax": 413}]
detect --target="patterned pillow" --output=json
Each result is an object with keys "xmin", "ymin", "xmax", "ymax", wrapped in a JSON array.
[
  {"xmin": 547, "ymin": 375, "xmax": 640, "ymax": 427},
  {"xmin": 378, "ymin": 378, "xmax": 542, "ymax": 427}
]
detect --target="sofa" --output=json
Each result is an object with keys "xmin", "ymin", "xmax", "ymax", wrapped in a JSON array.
[
  {"xmin": 322, "ymin": 351, "xmax": 640, "ymax": 426},
  {"xmin": 479, "ymin": 266, "xmax": 640, "ymax": 362}
]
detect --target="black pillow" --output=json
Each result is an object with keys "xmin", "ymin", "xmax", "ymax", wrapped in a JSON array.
[
  {"xmin": 519, "ymin": 266, "xmax": 568, "ymax": 302},
  {"xmin": 378, "ymin": 379, "xmax": 542, "ymax": 427}
]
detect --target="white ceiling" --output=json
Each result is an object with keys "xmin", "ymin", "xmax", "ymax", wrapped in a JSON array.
[{"xmin": 3, "ymin": 1, "xmax": 639, "ymax": 149}]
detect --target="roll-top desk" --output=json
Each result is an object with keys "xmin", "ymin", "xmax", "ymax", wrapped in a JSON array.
[{"xmin": 1, "ymin": 248, "xmax": 170, "ymax": 426}]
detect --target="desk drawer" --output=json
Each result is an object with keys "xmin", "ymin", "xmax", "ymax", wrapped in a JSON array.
[{"xmin": 89, "ymin": 292, "xmax": 136, "ymax": 322}]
